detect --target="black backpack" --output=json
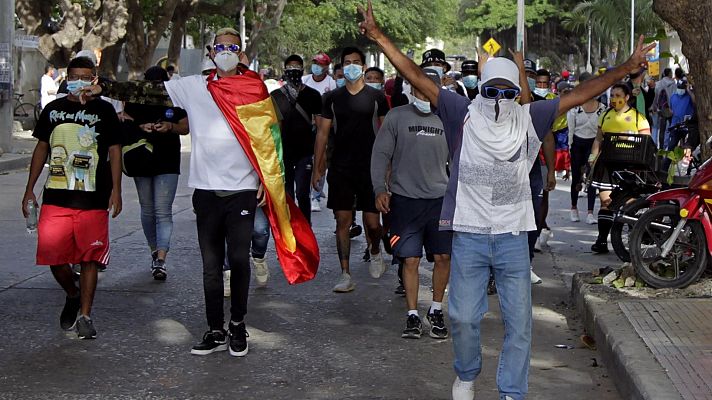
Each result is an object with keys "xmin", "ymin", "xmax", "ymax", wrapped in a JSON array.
[{"xmin": 120, "ymin": 120, "xmax": 157, "ymax": 177}]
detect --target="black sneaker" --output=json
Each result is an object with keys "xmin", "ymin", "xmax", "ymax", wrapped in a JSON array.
[
  {"xmin": 349, "ymin": 223, "xmax": 363, "ymax": 239},
  {"xmin": 401, "ymin": 314, "xmax": 422, "ymax": 339},
  {"xmin": 152, "ymin": 260, "xmax": 167, "ymax": 281},
  {"xmin": 487, "ymin": 275, "xmax": 497, "ymax": 296},
  {"xmin": 71, "ymin": 264, "xmax": 81, "ymax": 280},
  {"xmin": 427, "ymin": 309, "xmax": 449, "ymax": 339},
  {"xmin": 60, "ymin": 295, "xmax": 81, "ymax": 330},
  {"xmin": 394, "ymin": 283, "xmax": 405, "ymax": 296},
  {"xmin": 76, "ymin": 315, "xmax": 97, "ymax": 339},
  {"xmin": 228, "ymin": 321, "xmax": 249, "ymax": 357},
  {"xmin": 191, "ymin": 329, "xmax": 228, "ymax": 355},
  {"xmin": 591, "ymin": 241, "xmax": 609, "ymax": 254},
  {"xmin": 362, "ymin": 247, "xmax": 371, "ymax": 262}
]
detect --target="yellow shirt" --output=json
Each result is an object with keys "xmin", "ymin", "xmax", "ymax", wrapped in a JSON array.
[{"xmin": 598, "ymin": 107, "xmax": 650, "ymax": 134}]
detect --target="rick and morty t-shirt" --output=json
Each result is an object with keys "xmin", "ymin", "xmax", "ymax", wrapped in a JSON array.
[{"xmin": 33, "ymin": 97, "xmax": 121, "ymax": 210}]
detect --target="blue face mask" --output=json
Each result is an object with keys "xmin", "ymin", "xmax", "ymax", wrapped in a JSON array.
[
  {"xmin": 413, "ymin": 97, "xmax": 431, "ymax": 114},
  {"xmin": 428, "ymin": 66, "xmax": 444, "ymax": 78},
  {"xmin": 336, "ymin": 78, "xmax": 346, "ymax": 88},
  {"xmin": 66, "ymin": 80, "xmax": 93, "ymax": 95},
  {"xmin": 462, "ymin": 75, "xmax": 478, "ymax": 89},
  {"xmin": 311, "ymin": 64, "xmax": 324, "ymax": 76},
  {"xmin": 343, "ymin": 64, "xmax": 363, "ymax": 82},
  {"xmin": 527, "ymin": 77, "xmax": 536, "ymax": 90},
  {"xmin": 366, "ymin": 82, "xmax": 383, "ymax": 90}
]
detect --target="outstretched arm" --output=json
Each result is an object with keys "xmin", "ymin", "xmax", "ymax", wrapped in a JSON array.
[
  {"xmin": 79, "ymin": 80, "xmax": 174, "ymax": 107},
  {"xmin": 559, "ymin": 36, "xmax": 655, "ymax": 116},
  {"xmin": 358, "ymin": 0, "xmax": 439, "ymax": 107}
]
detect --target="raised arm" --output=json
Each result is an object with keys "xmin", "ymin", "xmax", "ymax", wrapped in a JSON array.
[
  {"xmin": 509, "ymin": 48, "xmax": 531, "ymax": 105},
  {"xmin": 80, "ymin": 80, "xmax": 174, "ymax": 107},
  {"xmin": 358, "ymin": 0, "xmax": 439, "ymax": 107},
  {"xmin": 559, "ymin": 36, "xmax": 655, "ymax": 116}
]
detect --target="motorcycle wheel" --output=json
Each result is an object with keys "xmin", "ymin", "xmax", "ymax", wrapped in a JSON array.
[
  {"xmin": 611, "ymin": 198, "xmax": 650, "ymax": 262},
  {"xmin": 630, "ymin": 204, "xmax": 708, "ymax": 289}
]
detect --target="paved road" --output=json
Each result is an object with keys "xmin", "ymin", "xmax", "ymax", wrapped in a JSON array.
[{"xmin": 0, "ymin": 153, "xmax": 620, "ymax": 399}]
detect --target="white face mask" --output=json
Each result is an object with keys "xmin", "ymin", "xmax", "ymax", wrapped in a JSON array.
[
  {"xmin": 676, "ymin": 88, "xmax": 686, "ymax": 96},
  {"xmin": 479, "ymin": 97, "xmax": 515, "ymax": 122},
  {"xmin": 214, "ymin": 51, "xmax": 239, "ymax": 72},
  {"xmin": 533, "ymin": 87, "xmax": 549, "ymax": 97},
  {"xmin": 413, "ymin": 97, "xmax": 431, "ymax": 114}
]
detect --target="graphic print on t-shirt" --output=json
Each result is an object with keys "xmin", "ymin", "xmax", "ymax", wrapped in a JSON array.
[{"xmin": 46, "ymin": 109, "xmax": 102, "ymax": 192}]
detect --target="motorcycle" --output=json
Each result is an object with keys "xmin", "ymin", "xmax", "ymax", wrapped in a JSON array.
[{"xmin": 629, "ymin": 135, "xmax": 712, "ymax": 289}]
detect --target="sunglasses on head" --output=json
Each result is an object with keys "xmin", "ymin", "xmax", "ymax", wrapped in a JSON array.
[
  {"xmin": 481, "ymin": 86, "xmax": 520, "ymax": 100},
  {"xmin": 213, "ymin": 43, "xmax": 241, "ymax": 53}
]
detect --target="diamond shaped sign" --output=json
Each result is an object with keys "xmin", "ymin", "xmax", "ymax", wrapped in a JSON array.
[{"xmin": 483, "ymin": 38, "xmax": 501, "ymax": 56}]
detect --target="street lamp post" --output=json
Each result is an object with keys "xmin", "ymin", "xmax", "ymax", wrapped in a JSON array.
[
  {"xmin": 516, "ymin": 0, "xmax": 525, "ymax": 51},
  {"xmin": 631, "ymin": 0, "xmax": 635, "ymax": 54}
]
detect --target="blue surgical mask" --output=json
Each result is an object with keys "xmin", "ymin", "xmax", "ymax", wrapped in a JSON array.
[
  {"xmin": 534, "ymin": 87, "xmax": 550, "ymax": 97},
  {"xmin": 311, "ymin": 64, "xmax": 324, "ymax": 76},
  {"xmin": 336, "ymin": 78, "xmax": 346, "ymax": 88},
  {"xmin": 66, "ymin": 80, "xmax": 92, "ymax": 95},
  {"xmin": 462, "ymin": 75, "xmax": 478, "ymax": 89},
  {"xmin": 366, "ymin": 82, "xmax": 383, "ymax": 90},
  {"xmin": 343, "ymin": 64, "xmax": 363, "ymax": 82},
  {"xmin": 429, "ymin": 66, "xmax": 444, "ymax": 78},
  {"xmin": 413, "ymin": 97, "xmax": 431, "ymax": 114},
  {"xmin": 527, "ymin": 77, "xmax": 536, "ymax": 90}
]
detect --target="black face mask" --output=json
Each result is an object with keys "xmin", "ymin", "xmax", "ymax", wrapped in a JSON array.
[{"xmin": 284, "ymin": 69, "xmax": 303, "ymax": 87}]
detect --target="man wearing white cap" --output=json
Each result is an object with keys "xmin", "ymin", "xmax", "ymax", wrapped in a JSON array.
[{"xmin": 358, "ymin": 1, "xmax": 654, "ymax": 399}]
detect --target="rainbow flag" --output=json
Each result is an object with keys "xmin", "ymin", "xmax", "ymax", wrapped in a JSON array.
[{"xmin": 207, "ymin": 69, "xmax": 319, "ymax": 284}]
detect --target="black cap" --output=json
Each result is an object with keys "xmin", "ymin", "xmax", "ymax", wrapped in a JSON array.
[
  {"xmin": 284, "ymin": 54, "xmax": 304, "ymax": 67},
  {"xmin": 461, "ymin": 60, "xmax": 478, "ymax": 73},
  {"xmin": 420, "ymin": 49, "xmax": 451, "ymax": 72},
  {"xmin": 524, "ymin": 59, "xmax": 536, "ymax": 73}
]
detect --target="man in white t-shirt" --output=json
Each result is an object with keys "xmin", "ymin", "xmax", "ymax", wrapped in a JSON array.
[
  {"xmin": 84, "ymin": 27, "xmax": 261, "ymax": 359},
  {"xmin": 301, "ymin": 52, "xmax": 336, "ymax": 95},
  {"xmin": 40, "ymin": 64, "xmax": 61, "ymax": 109}
]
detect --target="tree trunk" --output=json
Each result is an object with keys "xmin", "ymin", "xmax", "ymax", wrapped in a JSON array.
[
  {"xmin": 244, "ymin": 0, "xmax": 287, "ymax": 61},
  {"xmin": 654, "ymin": 1, "xmax": 712, "ymax": 160},
  {"xmin": 167, "ymin": 0, "xmax": 197, "ymax": 69},
  {"xmin": 125, "ymin": 0, "xmax": 179, "ymax": 79},
  {"xmin": 98, "ymin": 38, "xmax": 125, "ymax": 80}
]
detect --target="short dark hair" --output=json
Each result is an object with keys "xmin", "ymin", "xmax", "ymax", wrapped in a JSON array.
[
  {"xmin": 67, "ymin": 56, "xmax": 96, "ymax": 72},
  {"xmin": 333, "ymin": 63, "xmax": 343, "ymax": 72},
  {"xmin": 365, "ymin": 67, "xmax": 384, "ymax": 78},
  {"xmin": 166, "ymin": 65, "xmax": 175, "ymax": 73},
  {"xmin": 674, "ymin": 67, "xmax": 685, "ymax": 79},
  {"xmin": 144, "ymin": 66, "xmax": 169, "ymax": 82},
  {"xmin": 663, "ymin": 68, "xmax": 672, "ymax": 77},
  {"xmin": 341, "ymin": 47, "xmax": 366, "ymax": 65},
  {"xmin": 284, "ymin": 54, "xmax": 304, "ymax": 67},
  {"xmin": 45, "ymin": 64, "xmax": 54, "ymax": 73},
  {"xmin": 536, "ymin": 69, "xmax": 551, "ymax": 78},
  {"xmin": 611, "ymin": 82, "xmax": 632, "ymax": 97}
]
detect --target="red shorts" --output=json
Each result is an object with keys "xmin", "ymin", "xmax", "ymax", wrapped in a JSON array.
[{"xmin": 36, "ymin": 204, "xmax": 110, "ymax": 266}]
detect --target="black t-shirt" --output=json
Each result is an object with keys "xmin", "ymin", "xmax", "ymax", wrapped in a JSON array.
[
  {"xmin": 322, "ymin": 85, "xmax": 389, "ymax": 171},
  {"xmin": 33, "ymin": 97, "xmax": 121, "ymax": 210},
  {"xmin": 270, "ymin": 85, "xmax": 322, "ymax": 164},
  {"xmin": 123, "ymin": 102, "xmax": 187, "ymax": 175}
]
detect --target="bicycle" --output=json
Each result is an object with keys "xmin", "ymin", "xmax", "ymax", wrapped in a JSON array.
[{"xmin": 13, "ymin": 90, "xmax": 42, "ymax": 123}]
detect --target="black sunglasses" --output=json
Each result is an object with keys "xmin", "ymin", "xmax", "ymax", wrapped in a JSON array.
[{"xmin": 482, "ymin": 86, "xmax": 520, "ymax": 100}]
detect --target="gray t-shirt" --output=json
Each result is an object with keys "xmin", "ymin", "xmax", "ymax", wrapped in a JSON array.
[{"xmin": 371, "ymin": 104, "xmax": 449, "ymax": 199}]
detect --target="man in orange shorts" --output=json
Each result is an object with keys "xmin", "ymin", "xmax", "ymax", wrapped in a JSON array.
[{"xmin": 21, "ymin": 56, "xmax": 122, "ymax": 339}]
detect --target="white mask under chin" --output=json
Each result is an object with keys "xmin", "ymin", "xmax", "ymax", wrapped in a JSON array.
[
  {"xmin": 478, "ymin": 97, "xmax": 515, "ymax": 122},
  {"xmin": 214, "ymin": 51, "xmax": 239, "ymax": 72}
]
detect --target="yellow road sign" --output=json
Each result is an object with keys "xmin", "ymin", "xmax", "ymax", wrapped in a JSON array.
[
  {"xmin": 648, "ymin": 60, "xmax": 660, "ymax": 77},
  {"xmin": 483, "ymin": 38, "xmax": 501, "ymax": 56}
]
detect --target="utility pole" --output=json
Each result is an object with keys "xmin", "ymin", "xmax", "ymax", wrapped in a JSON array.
[
  {"xmin": 587, "ymin": 23, "xmax": 592, "ymax": 73},
  {"xmin": 630, "ymin": 0, "xmax": 635, "ymax": 55},
  {"xmin": 0, "ymin": 0, "xmax": 15, "ymax": 154},
  {"xmin": 516, "ymin": 0, "xmax": 525, "ymax": 52}
]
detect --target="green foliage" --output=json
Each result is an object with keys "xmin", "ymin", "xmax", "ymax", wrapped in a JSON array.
[{"xmin": 459, "ymin": 0, "xmax": 559, "ymax": 35}]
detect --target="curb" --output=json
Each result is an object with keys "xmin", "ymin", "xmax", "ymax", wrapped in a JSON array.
[
  {"xmin": 0, "ymin": 154, "xmax": 31, "ymax": 174},
  {"xmin": 571, "ymin": 273, "xmax": 683, "ymax": 400}
]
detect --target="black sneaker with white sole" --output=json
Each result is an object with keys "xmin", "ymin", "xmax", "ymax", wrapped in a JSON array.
[
  {"xmin": 60, "ymin": 294, "xmax": 81, "ymax": 330},
  {"xmin": 401, "ymin": 314, "xmax": 422, "ymax": 339},
  {"xmin": 191, "ymin": 330, "xmax": 228, "ymax": 355},
  {"xmin": 76, "ymin": 315, "xmax": 97, "ymax": 339},
  {"xmin": 152, "ymin": 259, "xmax": 167, "ymax": 281},
  {"xmin": 394, "ymin": 283, "xmax": 405, "ymax": 296},
  {"xmin": 228, "ymin": 321, "xmax": 249, "ymax": 357},
  {"xmin": 426, "ymin": 309, "xmax": 449, "ymax": 339}
]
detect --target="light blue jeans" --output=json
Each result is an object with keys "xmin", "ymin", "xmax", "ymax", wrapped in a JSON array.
[
  {"xmin": 134, "ymin": 174, "xmax": 179, "ymax": 253},
  {"xmin": 449, "ymin": 231, "xmax": 532, "ymax": 400}
]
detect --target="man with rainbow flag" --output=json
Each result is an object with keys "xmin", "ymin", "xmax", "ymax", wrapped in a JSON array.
[{"xmin": 80, "ymin": 28, "xmax": 319, "ymax": 357}]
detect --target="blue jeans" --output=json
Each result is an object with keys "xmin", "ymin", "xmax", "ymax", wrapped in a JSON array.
[
  {"xmin": 251, "ymin": 207, "xmax": 270, "ymax": 259},
  {"xmin": 134, "ymin": 174, "xmax": 179, "ymax": 253},
  {"xmin": 449, "ymin": 232, "xmax": 532, "ymax": 400}
]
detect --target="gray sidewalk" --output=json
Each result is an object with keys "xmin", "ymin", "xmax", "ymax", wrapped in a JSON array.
[{"xmin": 0, "ymin": 158, "xmax": 617, "ymax": 399}]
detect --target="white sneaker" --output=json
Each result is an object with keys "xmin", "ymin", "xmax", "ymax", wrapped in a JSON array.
[
  {"xmin": 223, "ymin": 270, "xmax": 231, "ymax": 297},
  {"xmin": 369, "ymin": 250, "xmax": 386, "ymax": 278},
  {"xmin": 540, "ymin": 228, "xmax": 553, "ymax": 247},
  {"xmin": 452, "ymin": 376, "xmax": 475, "ymax": 400},
  {"xmin": 570, "ymin": 209, "xmax": 580, "ymax": 222},
  {"xmin": 252, "ymin": 257, "xmax": 270, "ymax": 287},
  {"xmin": 333, "ymin": 272, "xmax": 355, "ymax": 293},
  {"xmin": 311, "ymin": 199, "xmax": 321, "ymax": 212},
  {"xmin": 586, "ymin": 213, "xmax": 598, "ymax": 225},
  {"xmin": 530, "ymin": 267, "xmax": 542, "ymax": 284}
]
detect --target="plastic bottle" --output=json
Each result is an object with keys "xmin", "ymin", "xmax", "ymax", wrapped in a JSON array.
[{"xmin": 26, "ymin": 199, "xmax": 38, "ymax": 234}]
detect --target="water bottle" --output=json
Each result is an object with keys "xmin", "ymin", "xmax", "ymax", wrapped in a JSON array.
[{"xmin": 26, "ymin": 199, "xmax": 38, "ymax": 234}]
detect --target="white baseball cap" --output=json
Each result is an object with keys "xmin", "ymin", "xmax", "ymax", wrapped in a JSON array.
[{"xmin": 479, "ymin": 57, "xmax": 521, "ymax": 92}]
